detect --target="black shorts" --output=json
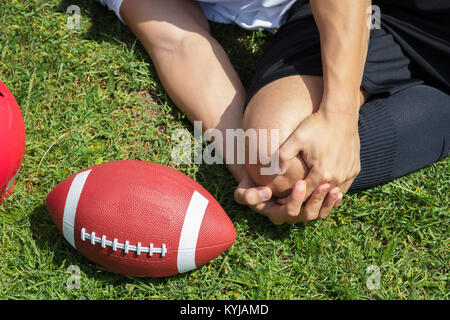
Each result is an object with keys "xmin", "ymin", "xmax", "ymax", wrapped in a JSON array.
[{"xmin": 246, "ymin": 0, "xmax": 450, "ymax": 105}]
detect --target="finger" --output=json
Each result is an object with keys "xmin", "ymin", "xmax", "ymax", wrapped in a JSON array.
[
  {"xmin": 278, "ymin": 131, "xmax": 304, "ymax": 175},
  {"xmin": 303, "ymin": 167, "xmax": 331, "ymax": 199},
  {"xmin": 268, "ymin": 215, "xmax": 286, "ymax": 226},
  {"xmin": 318, "ymin": 187, "xmax": 340, "ymax": 219},
  {"xmin": 233, "ymin": 178, "xmax": 253, "ymax": 204},
  {"xmin": 334, "ymin": 193, "xmax": 343, "ymax": 208},
  {"xmin": 299, "ymin": 183, "xmax": 330, "ymax": 222},
  {"xmin": 252, "ymin": 200, "xmax": 285, "ymax": 225},
  {"xmin": 332, "ymin": 179, "xmax": 352, "ymax": 208},
  {"xmin": 253, "ymin": 201, "xmax": 286, "ymax": 225},
  {"xmin": 282, "ymin": 180, "xmax": 307, "ymax": 219},
  {"xmin": 254, "ymin": 181, "xmax": 306, "ymax": 225},
  {"xmin": 275, "ymin": 180, "xmax": 304, "ymax": 205},
  {"xmin": 234, "ymin": 185, "xmax": 272, "ymax": 206}
]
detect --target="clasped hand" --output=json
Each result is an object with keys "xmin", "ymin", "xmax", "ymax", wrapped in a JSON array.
[{"xmin": 235, "ymin": 105, "xmax": 361, "ymax": 225}]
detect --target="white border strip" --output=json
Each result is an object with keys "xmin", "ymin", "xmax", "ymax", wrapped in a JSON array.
[
  {"xmin": 177, "ymin": 191, "xmax": 209, "ymax": 273},
  {"xmin": 62, "ymin": 169, "xmax": 92, "ymax": 248}
]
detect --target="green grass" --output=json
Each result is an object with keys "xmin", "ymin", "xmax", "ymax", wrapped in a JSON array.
[{"xmin": 0, "ymin": 0, "xmax": 448, "ymax": 300}]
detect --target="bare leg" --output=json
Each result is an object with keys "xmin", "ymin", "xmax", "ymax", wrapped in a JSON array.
[
  {"xmin": 243, "ymin": 75, "xmax": 369, "ymax": 198},
  {"xmin": 120, "ymin": 0, "xmax": 247, "ymax": 179}
]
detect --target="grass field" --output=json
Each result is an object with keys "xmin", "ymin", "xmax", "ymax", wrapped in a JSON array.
[{"xmin": 0, "ymin": 0, "xmax": 448, "ymax": 300}]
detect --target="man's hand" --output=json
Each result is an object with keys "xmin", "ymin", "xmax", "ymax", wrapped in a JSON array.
[
  {"xmin": 275, "ymin": 0, "xmax": 369, "ymax": 201},
  {"xmin": 234, "ymin": 171, "xmax": 343, "ymax": 225},
  {"xmin": 278, "ymin": 104, "xmax": 361, "ymax": 200}
]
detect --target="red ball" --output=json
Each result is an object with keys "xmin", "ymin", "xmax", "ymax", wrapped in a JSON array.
[
  {"xmin": 0, "ymin": 80, "xmax": 26, "ymax": 204},
  {"xmin": 46, "ymin": 160, "xmax": 236, "ymax": 277}
]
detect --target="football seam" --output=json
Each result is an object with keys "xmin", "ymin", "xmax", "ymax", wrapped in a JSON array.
[
  {"xmin": 80, "ymin": 227, "xmax": 168, "ymax": 257},
  {"xmin": 80, "ymin": 239, "xmax": 236, "ymax": 264}
]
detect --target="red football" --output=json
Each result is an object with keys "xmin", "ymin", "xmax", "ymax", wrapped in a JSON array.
[
  {"xmin": 0, "ymin": 80, "xmax": 26, "ymax": 204},
  {"xmin": 46, "ymin": 160, "xmax": 236, "ymax": 277}
]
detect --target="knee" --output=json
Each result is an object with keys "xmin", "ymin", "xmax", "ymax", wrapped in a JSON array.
[
  {"xmin": 242, "ymin": 102, "xmax": 309, "ymax": 198},
  {"xmin": 386, "ymin": 85, "xmax": 450, "ymax": 151},
  {"xmin": 399, "ymin": 85, "xmax": 450, "ymax": 159}
]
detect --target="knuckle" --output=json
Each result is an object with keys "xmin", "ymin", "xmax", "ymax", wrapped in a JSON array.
[
  {"xmin": 319, "ymin": 211, "xmax": 330, "ymax": 219},
  {"xmin": 243, "ymin": 191, "xmax": 253, "ymax": 204},
  {"xmin": 312, "ymin": 189, "xmax": 325, "ymax": 199},
  {"xmin": 321, "ymin": 206, "xmax": 333, "ymax": 217},
  {"xmin": 326, "ymin": 194, "xmax": 337, "ymax": 205},
  {"xmin": 233, "ymin": 189, "xmax": 243, "ymax": 203},
  {"xmin": 270, "ymin": 217, "xmax": 284, "ymax": 226},
  {"xmin": 331, "ymin": 172, "xmax": 347, "ymax": 186},
  {"xmin": 278, "ymin": 148, "xmax": 290, "ymax": 162},
  {"xmin": 330, "ymin": 176, "xmax": 341, "ymax": 186},
  {"xmin": 291, "ymin": 128, "xmax": 302, "ymax": 141},
  {"xmin": 293, "ymin": 215, "xmax": 305, "ymax": 224},
  {"xmin": 286, "ymin": 207, "xmax": 300, "ymax": 218},
  {"xmin": 292, "ymin": 133, "xmax": 303, "ymax": 146},
  {"xmin": 303, "ymin": 209, "xmax": 319, "ymax": 222},
  {"xmin": 249, "ymin": 189, "xmax": 264, "ymax": 206},
  {"xmin": 295, "ymin": 129, "xmax": 306, "ymax": 143},
  {"xmin": 317, "ymin": 168, "xmax": 332, "ymax": 183}
]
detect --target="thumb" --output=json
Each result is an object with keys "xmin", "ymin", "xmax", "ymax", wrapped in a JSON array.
[
  {"xmin": 234, "ymin": 182, "xmax": 272, "ymax": 206},
  {"xmin": 278, "ymin": 130, "xmax": 304, "ymax": 175}
]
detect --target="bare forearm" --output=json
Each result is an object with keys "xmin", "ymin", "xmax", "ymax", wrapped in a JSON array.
[{"xmin": 310, "ymin": 0, "xmax": 371, "ymax": 115}]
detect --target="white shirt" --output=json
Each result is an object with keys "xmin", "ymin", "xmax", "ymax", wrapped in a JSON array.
[
  {"xmin": 99, "ymin": 0, "xmax": 297, "ymax": 30},
  {"xmin": 198, "ymin": 0, "xmax": 297, "ymax": 30}
]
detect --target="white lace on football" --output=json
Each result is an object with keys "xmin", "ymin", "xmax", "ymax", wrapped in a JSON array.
[{"xmin": 80, "ymin": 228, "xmax": 167, "ymax": 257}]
